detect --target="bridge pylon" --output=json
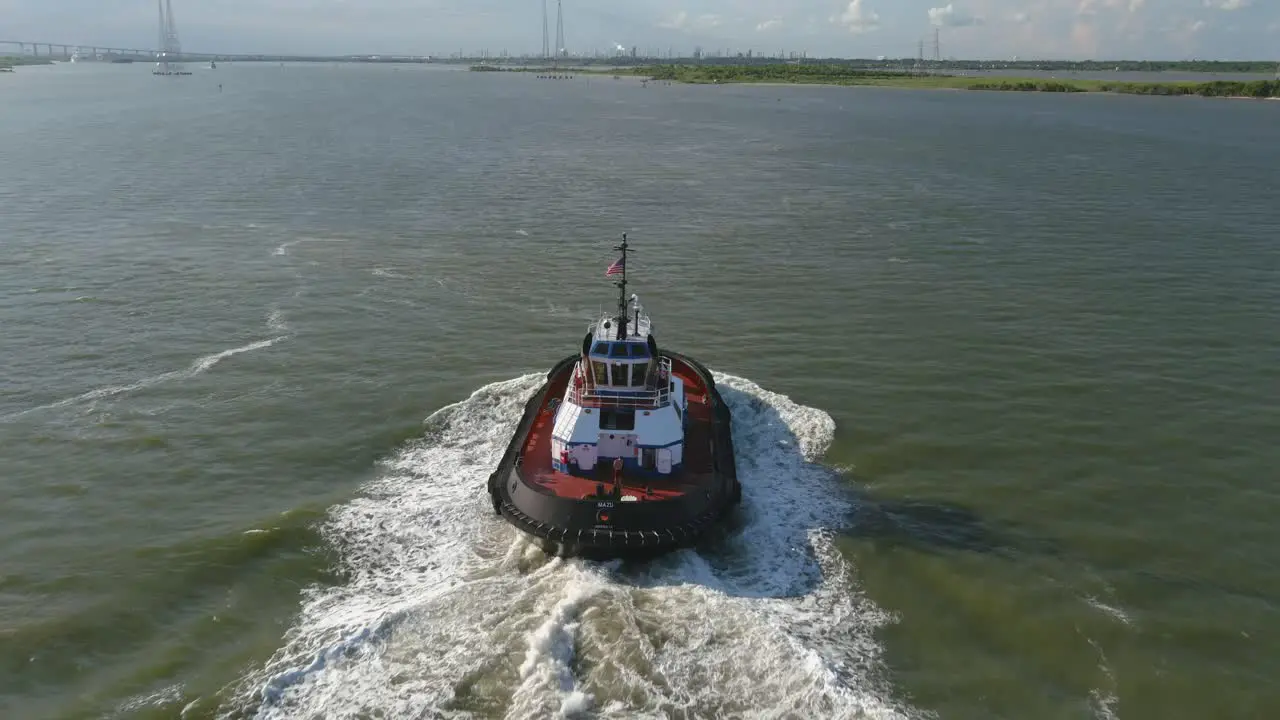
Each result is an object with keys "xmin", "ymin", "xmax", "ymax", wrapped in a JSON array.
[{"xmin": 154, "ymin": 0, "xmax": 190, "ymax": 76}]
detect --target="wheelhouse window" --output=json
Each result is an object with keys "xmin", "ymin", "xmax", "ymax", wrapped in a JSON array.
[
  {"xmin": 592, "ymin": 342, "xmax": 610, "ymax": 356},
  {"xmin": 610, "ymin": 363, "xmax": 627, "ymax": 386},
  {"xmin": 600, "ymin": 408, "xmax": 635, "ymax": 430},
  {"xmin": 591, "ymin": 361, "xmax": 607, "ymax": 385},
  {"xmin": 630, "ymin": 361, "xmax": 649, "ymax": 386}
]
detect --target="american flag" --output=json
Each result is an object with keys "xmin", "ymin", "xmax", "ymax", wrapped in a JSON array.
[{"xmin": 605, "ymin": 256, "xmax": 625, "ymax": 277}]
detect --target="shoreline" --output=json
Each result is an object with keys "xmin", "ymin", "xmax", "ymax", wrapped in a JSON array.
[
  {"xmin": 673, "ymin": 78, "xmax": 1280, "ymax": 101},
  {"xmin": 1, "ymin": 56, "xmax": 56, "ymax": 72},
  {"xmin": 678, "ymin": 79, "xmax": 1280, "ymax": 101},
  {"xmin": 585, "ymin": 65, "xmax": 1280, "ymax": 101}
]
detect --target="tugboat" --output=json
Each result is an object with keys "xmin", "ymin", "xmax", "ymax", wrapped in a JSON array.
[{"xmin": 488, "ymin": 234, "xmax": 740, "ymax": 558}]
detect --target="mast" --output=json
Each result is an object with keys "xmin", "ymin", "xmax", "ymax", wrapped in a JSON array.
[{"xmin": 614, "ymin": 232, "xmax": 629, "ymax": 340}]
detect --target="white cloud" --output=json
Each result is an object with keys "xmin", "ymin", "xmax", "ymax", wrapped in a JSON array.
[
  {"xmin": 834, "ymin": 0, "xmax": 880, "ymax": 34},
  {"xmin": 658, "ymin": 10, "xmax": 722, "ymax": 32},
  {"xmin": 756, "ymin": 18, "xmax": 782, "ymax": 32},
  {"xmin": 1164, "ymin": 15, "xmax": 1208, "ymax": 45},
  {"xmin": 1203, "ymin": 0, "xmax": 1252, "ymax": 10},
  {"xmin": 1077, "ymin": 0, "xmax": 1146, "ymax": 16},
  {"xmin": 928, "ymin": 4, "xmax": 982, "ymax": 27},
  {"xmin": 658, "ymin": 11, "xmax": 688, "ymax": 30}
]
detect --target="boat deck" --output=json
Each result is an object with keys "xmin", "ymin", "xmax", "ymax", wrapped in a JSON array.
[{"xmin": 517, "ymin": 358, "xmax": 716, "ymax": 503}]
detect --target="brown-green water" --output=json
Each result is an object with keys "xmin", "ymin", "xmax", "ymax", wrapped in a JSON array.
[{"xmin": 1, "ymin": 61, "xmax": 1278, "ymax": 720}]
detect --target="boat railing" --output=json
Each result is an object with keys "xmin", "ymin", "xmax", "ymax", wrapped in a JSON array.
[
  {"xmin": 586, "ymin": 304, "xmax": 652, "ymax": 341},
  {"xmin": 568, "ymin": 357, "xmax": 672, "ymax": 409}
]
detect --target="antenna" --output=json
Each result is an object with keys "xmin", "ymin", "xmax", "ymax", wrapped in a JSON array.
[{"xmin": 541, "ymin": 0, "xmax": 549, "ymax": 59}]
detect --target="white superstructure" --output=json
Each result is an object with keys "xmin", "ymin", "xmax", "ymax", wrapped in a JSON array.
[{"xmin": 549, "ymin": 239, "xmax": 688, "ymax": 479}]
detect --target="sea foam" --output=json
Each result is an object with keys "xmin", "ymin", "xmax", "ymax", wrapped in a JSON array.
[{"xmin": 223, "ymin": 371, "xmax": 917, "ymax": 720}]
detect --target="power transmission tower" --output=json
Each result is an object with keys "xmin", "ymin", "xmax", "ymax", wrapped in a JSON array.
[
  {"xmin": 933, "ymin": 28, "xmax": 941, "ymax": 62},
  {"xmin": 541, "ymin": 0, "xmax": 550, "ymax": 59},
  {"xmin": 555, "ymin": 0, "xmax": 565, "ymax": 58}
]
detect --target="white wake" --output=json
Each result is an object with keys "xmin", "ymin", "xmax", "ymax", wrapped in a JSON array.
[
  {"xmin": 1, "ymin": 335, "xmax": 287, "ymax": 422},
  {"xmin": 222, "ymin": 372, "xmax": 918, "ymax": 720}
]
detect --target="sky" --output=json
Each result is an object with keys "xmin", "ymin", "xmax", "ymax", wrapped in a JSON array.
[{"xmin": 2, "ymin": 1, "xmax": 1278, "ymax": 60}]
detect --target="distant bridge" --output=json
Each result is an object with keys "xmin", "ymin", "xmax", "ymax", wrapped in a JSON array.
[
  {"xmin": 0, "ymin": 40, "xmax": 440, "ymax": 63},
  {"xmin": 1, "ymin": 41, "xmax": 151, "ymax": 59}
]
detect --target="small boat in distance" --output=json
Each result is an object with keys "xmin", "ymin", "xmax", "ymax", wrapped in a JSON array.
[{"xmin": 488, "ymin": 234, "xmax": 740, "ymax": 558}]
